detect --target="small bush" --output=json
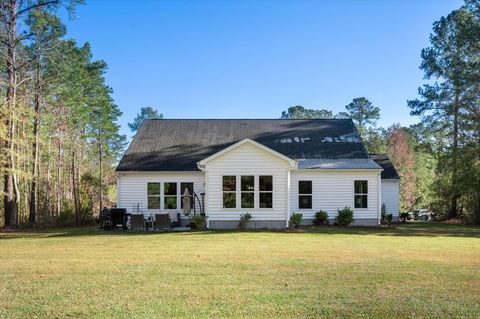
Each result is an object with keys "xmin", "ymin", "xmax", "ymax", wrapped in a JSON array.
[
  {"xmin": 400, "ymin": 212, "xmax": 409, "ymax": 222},
  {"xmin": 444, "ymin": 218, "xmax": 463, "ymax": 225},
  {"xmin": 190, "ymin": 214, "xmax": 207, "ymax": 230},
  {"xmin": 238, "ymin": 212, "xmax": 252, "ymax": 230},
  {"xmin": 289, "ymin": 213, "xmax": 303, "ymax": 228},
  {"xmin": 336, "ymin": 207, "xmax": 354, "ymax": 226},
  {"xmin": 386, "ymin": 213, "xmax": 393, "ymax": 226},
  {"xmin": 314, "ymin": 210, "xmax": 329, "ymax": 225}
]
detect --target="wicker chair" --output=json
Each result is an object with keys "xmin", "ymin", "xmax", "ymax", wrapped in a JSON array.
[
  {"xmin": 153, "ymin": 214, "xmax": 171, "ymax": 230},
  {"xmin": 130, "ymin": 214, "xmax": 145, "ymax": 231}
]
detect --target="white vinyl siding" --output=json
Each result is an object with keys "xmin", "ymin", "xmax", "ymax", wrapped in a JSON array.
[
  {"xmin": 290, "ymin": 170, "xmax": 381, "ymax": 221},
  {"xmin": 381, "ymin": 180, "xmax": 400, "ymax": 217},
  {"xmin": 117, "ymin": 172, "xmax": 205, "ymax": 214},
  {"xmin": 204, "ymin": 142, "xmax": 290, "ymax": 222}
]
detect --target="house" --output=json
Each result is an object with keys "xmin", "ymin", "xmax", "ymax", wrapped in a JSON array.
[{"xmin": 116, "ymin": 119, "xmax": 400, "ymax": 229}]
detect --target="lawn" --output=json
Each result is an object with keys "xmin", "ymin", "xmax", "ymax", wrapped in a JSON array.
[{"xmin": 1, "ymin": 223, "xmax": 479, "ymax": 318}]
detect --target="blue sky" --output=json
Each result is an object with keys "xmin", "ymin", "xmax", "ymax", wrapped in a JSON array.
[{"xmin": 63, "ymin": 0, "xmax": 462, "ymax": 138}]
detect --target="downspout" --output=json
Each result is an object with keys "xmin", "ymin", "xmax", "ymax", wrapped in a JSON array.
[
  {"xmin": 286, "ymin": 169, "xmax": 291, "ymax": 228},
  {"xmin": 286, "ymin": 162, "xmax": 297, "ymax": 228},
  {"xmin": 377, "ymin": 172, "xmax": 382, "ymax": 226}
]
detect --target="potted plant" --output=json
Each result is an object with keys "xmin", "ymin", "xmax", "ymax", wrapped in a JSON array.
[{"xmin": 238, "ymin": 212, "xmax": 252, "ymax": 230}]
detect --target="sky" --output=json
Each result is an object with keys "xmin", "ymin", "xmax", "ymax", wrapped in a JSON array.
[{"xmin": 62, "ymin": 0, "xmax": 463, "ymax": 139}]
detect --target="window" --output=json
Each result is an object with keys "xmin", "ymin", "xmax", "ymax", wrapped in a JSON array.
[
  {"xmin": 298, "ymin": 181, "xmax": 312, "ymax": 209},
  {"xmin": 147, "ymin": 182, "xmax": 160, "ymax": 209},
  {"xmin": 164, "ymin": 182, "xmax": 177, "ymax": 209},
  {"xmin": 223, "ymin": 176, "xmax": 236, "ymax": 208},
  {"xmin": 259, "ymin": 175, "xmax": 273, "ymax": 208},
  {"xmin": 354, "ymin": 180, "xmax": 368, "ymax": 208},
  {"xmin": 241, "ymin": 176, "xmax": 255, "ymax": 208},
  {"xmin": 181, "ymin": 182, "xmax": 194, "ymax": 209}
]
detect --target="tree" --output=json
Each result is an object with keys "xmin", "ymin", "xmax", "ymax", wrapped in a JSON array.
[
  {"xmin": 128, "ymin": 107, "xmax": 163, "ymax": 132},
  {"xmin": 387, "ymin": 126, "xmax": 416, "ymax": 210},
  {"xmin": 344, "ymin": 97, "xmax": 380, "ymax": 137},
  {"xmin": 26, "ymin": 9, "xmax": 66, "ymax": 225},
  {"xmin": 280, "ymin": 105, "xmax": 334, "ymax": 119},
  {"xmin": 408, "ymin": 3, "xmax": 480, "ymax": 218},
  {"xmin": 0, "ymin": 0, "xmax": 81, "ymax": 228}
]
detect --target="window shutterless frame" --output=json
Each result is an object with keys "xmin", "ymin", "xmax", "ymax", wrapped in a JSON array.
[
  {"xmin": 298, "ymin": 180, "xmax": 312, "ymax": 209},
  {"xmin": 147, "ymin": 182, "xmax": 161, "ymax": 209},
  {"xmin": 354, "ymin": 180, "xmax": 368, "ymax": 209},
  {"xmin": 222, "ymin": 176, "xmax": 237, "ymax": 208},
  {"xmin": 259, "ymin": 175, "xmax": 273, "ymax": 208},
  {"xmin": 164, "ymin": 182, "xmax": 177, "ymax": 209},
  {"xmin": 241, "ymin": 176, "xmax": 255, "ymax": 208}
]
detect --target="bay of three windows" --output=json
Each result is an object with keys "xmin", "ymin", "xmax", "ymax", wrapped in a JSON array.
[{"xmin": 223, "ymin": 175, "xmax": 273, "ymax": 209}]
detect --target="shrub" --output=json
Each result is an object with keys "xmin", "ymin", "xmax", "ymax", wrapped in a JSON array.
[
  {"xmin": 400, "ymin": 212, "xmax": 409, "ymax": 222},
  {"xmin": 444, "ymin": 218, "xmax": 463, "ymax": 225},
  {"xmin": 289, "ymin": 213, "xmax": 303, "ymax": 228},
  {"xmin": 386, "ymin": 213, "xmax": 393, "ymax": 226},
  {"xmin": 238, "ymin": 212, "xmax": 252, "ymax": 230},
  {"xmin": 190, "ymin": 214, "xmax": 207, "ymax": 230},
  {"xmin": 336, "ymin": 207, "xmax": 354, "ymax": 226},
  {"xmin": 313, "ymin": 210, "xmax": 329, "ymax": 225}
]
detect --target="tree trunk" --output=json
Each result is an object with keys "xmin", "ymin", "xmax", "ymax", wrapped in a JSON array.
[
  {"xmin": 29, "ymin": 63, "xmax": 41, "ymax": 226},
  {"xmin": 72, "ymin": 148, "xmax": 80, "ymax": 226},
  {"xmin": 45, "ymin": 137, "xmax": 52, "ymax": 224},
  {"xmin": 3, "ymin": 0, "xmax": 19, "ymax": 228},
  {"xmin": 449, "ymin": 98, "xmax": 460, "ymax": 219},
  {"xmin": 98, "ymin": 134, "xmax": 103, "ymax": 216}
]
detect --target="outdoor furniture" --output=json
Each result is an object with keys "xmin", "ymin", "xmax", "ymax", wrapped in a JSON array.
[
  {"xmin": 110, "ymin": 208, "xmax": 128, "ymax": 230},
  {"xmin": 153, "ymin": 213, "xmax": 171, "ymax": 230},
  {"xmin": 130, "ymin": 214, "xmax": 145, "ymax": 231},
  {"xmin": 99, "ymin": 207, "xmax": 110, "ymax": 230}
]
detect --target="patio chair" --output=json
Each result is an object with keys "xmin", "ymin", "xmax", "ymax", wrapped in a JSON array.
[
  {"xmin": 153, "ymin": 213, "xmax": 172, "ymax": 230},
  {"xmin": 130, "ymin": 214, "xmax": 145, "ymax": 231}
]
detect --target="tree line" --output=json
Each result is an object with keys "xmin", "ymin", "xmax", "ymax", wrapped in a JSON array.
[
  {"xmin": 280, "ymin": 1, "xmax": 480, "ymax": 223},
  {"xmin": 0, "ymin": 0, "xmax": 125, "ymax": 227}
]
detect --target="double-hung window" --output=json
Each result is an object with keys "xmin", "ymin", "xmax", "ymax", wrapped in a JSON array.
[
  {"xmin": 241, "ymin": 176, "xmax": 255, "ymax": 208},
  {"xmin": 180, "ymin": 182, "xmax": 194, "ymax": 209},
  {"xmin": 223, "ymin": 176, "xmax": 236, "ymax": 208},
  {"xmin": 147, "ymin": 183, "xmax": 161, "ymax": 209},
  {"xmin": 259, "ymin": 176, "xmax": 273, "ymax": 208},
  {"xmin": 298, "ymin": 181, "xmax": 312, "ymax": 209},
  {"xmin": 354, "ymin": 180, "xmax": 368, "ymax": 208},
  {"xmin": 164, "ymin": 182, "xmax": 177, "ymax": 209}
]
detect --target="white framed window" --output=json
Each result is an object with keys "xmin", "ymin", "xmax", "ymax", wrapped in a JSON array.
[
  {"xmin": 164, "ymin": 182, "xmax": 177, "ymax": 209},
  {"xmin": 222, "ymin": 176, "xmax": 236, "ymax": 208},
  {"xmin": 259, "ymin": 175, "xmax": 273, "ymax": 208},
  {"xmin": 241, "ymin": 176, "xmax": 255, "ymax": 208},
  {"xmin": 354, "ymin": 180, "xmax": 368, "ymax": 208},
  {"xmin": 298, "ymin": 180, "xmax": 312, "ymax": 209},
  {"xmin": 147, "ymin": 182, "xmax": 160, "ymax": 209}
]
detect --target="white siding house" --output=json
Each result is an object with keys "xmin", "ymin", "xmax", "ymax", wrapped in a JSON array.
[{"xmin": 116, "ymin": 119, "xmax": 400, "ymax": 229}]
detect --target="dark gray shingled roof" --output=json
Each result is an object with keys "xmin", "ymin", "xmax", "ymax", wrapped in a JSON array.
[
  {"xmin": 370, "ymin": 154, "xmax": 400, "ymax": 180},
  {"xmin": 116, "ymin": 119, "xmax": 371, "ymax": 171}
]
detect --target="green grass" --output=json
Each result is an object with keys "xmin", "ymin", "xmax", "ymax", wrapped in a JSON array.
[{"xmin": 1, "ymin": 223, "xmax": 479, "ymax": 318}]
